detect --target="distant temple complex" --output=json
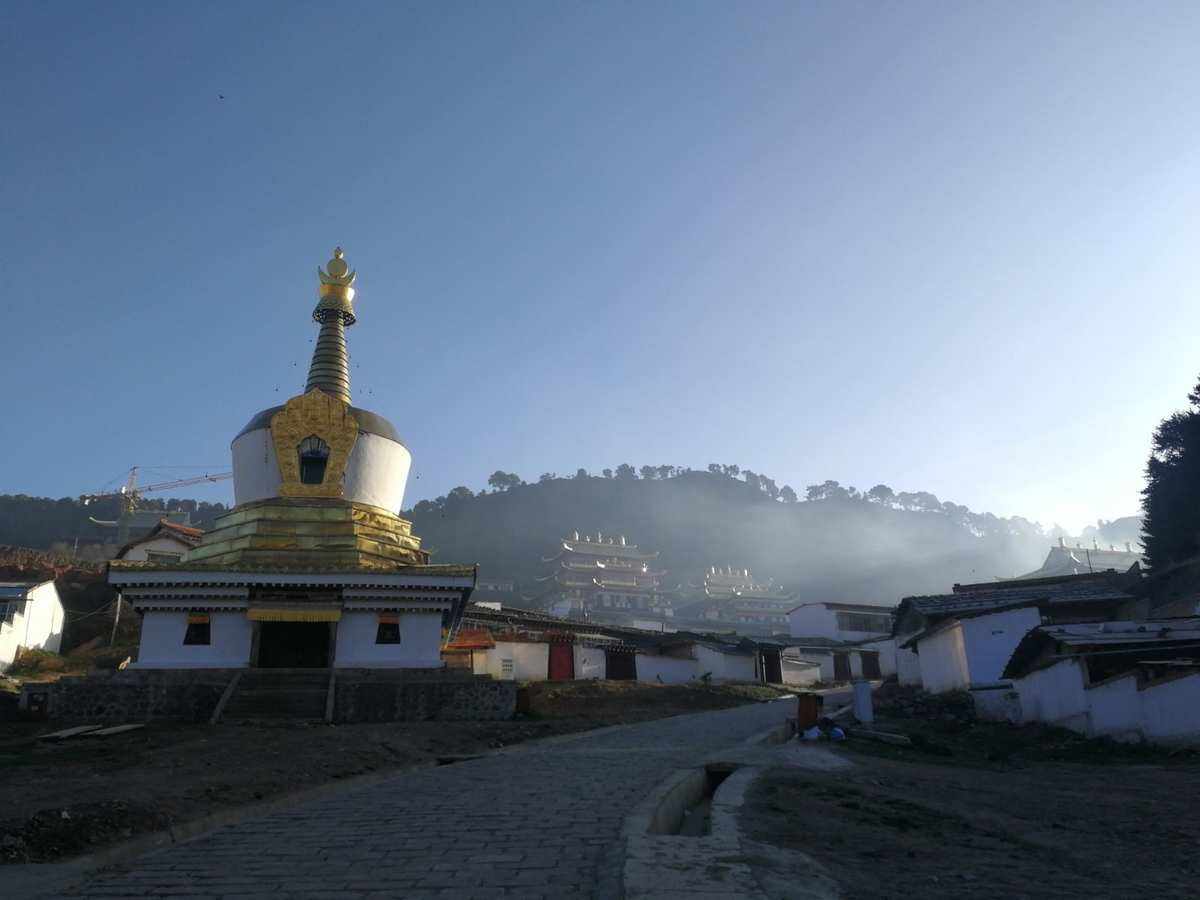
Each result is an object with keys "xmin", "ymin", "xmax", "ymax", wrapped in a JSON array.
[
  {"xmin": 537, "ymin": 532, "xmax": 675, "ymax": 622},
  {"xmin": 678, "ymin": 566, "xmax": 794, "ymax": 631},
  {"xmin": 108, "ymin": 249, "xmax": 475, "ymax": 670}
]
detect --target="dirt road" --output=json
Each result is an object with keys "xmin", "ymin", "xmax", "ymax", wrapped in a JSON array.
[{"xmin": 743, "ymin": 720, "xmax": 1200, "ymax": 899}]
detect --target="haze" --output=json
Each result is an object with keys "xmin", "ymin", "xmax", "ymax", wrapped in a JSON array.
[{"xmin": 4, "ymin": 1, "xmax": 1199, "ymax": 532}]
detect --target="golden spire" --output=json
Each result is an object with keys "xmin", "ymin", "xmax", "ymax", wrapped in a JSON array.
[
  {"xmin": 306, "ymin": 247, "xmax": 357, "ymax": 403},
  {"xmin": 315, "ymin": 247, "xmax": 357, "ymax": 322}
]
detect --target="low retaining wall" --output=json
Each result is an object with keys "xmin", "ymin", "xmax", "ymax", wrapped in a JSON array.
[
  {"xmin": 24, "ymin": 668, "xmax": 517, "ymax": 724},
  {"xmin": 334, "ymin": 672, "xmax": 517, "ymax": 722},
  {"xmin": 25, "ymin": 669, "xmax": 237, "ymax": 723}
]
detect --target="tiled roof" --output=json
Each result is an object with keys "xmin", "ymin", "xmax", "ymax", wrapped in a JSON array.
[
  {"xmin": 898, "ymin": 574, "xmax": 1134, "ymax": 625},
  {"xmin": 1015, "ymin": 544, "xmax": 1143, "ymax": 580},
  {"xmin": 1003, "ymin": 618, "xmax": 1200, "ymax": 679}
]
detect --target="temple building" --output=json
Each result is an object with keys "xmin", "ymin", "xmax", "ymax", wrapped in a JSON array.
[
  {"xmin": 538, "ymin": 532, "xmax": 675, "ymax": 622},
  {"xmin": 678, "ymin": 566, "xmax": 794, "ymax": 633},
  {"xmin": 108, "ymin": 249, "xmax": 475, "ymax": 669}
]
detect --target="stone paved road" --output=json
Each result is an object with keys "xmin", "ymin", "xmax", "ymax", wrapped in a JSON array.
[{"xmin": 57, "ymin": 699, "xmax": 794, "ymax": 900}]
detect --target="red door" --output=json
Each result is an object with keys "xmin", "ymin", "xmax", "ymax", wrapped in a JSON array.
[{"xmin": 548, "ymin": 642, "xmax": 575, "ymax": 680}]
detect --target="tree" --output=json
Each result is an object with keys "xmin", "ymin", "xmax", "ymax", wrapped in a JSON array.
[
  {"xmin": 806, "ymin": 480, "xmax": 848, "ymax": 502},
  {"xmin": 780, "ymin": 485, "xmax": 798, "ymax": 503},
  {"xmin": 602, "ymin": 468, "xmax": 613, "ymax": 479},
  {"xmin": 538, "ymin": 472, "xmax": 556, "ymax": 483},
  {"xmin": 574, "ymin": 468, "xmax": 589, "ymax": 480},
  {"xmin": 615, "ymin": 464, "xmax": 637, "ymax": 479},
  {"xmin": 760, "ymin": 476, "xmax": 780, "ymax": 500},
  {"xmin": 639, "ymin": 465, "xmax": 658, "ymax": 480},
  {"xmin": 657, "ymin": 465, "xmax": 676, "ymax": 479},
  {"xmin": 866, "ymin": 484, "xmax": 895, "ymax": 506},
  {"xmin": 723, "ymin": 464, "xmax": 741, "ymax": 478},
  {"xmin": 708, "ymin": 463, "xmax": 722, "ymax": 475},
  {"xmin": 446, "ymin": 486, "xmax": 474, "ymax": 502},
  {"xmin": 487, "ymin": 471, "xmax": 523, "ymax": 492},
  {"xmin": 1143, "ymin": 377, "xmax": 1200, "ymax": 570}
]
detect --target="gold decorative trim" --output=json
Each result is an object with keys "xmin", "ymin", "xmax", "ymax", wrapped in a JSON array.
[
  {"xmin": 270, "ymin": 390, "xmax": 359, "ymax": 498},
  {"xmin": 247, "ymin": 608, "xmax": 341, "ymax": 622}
]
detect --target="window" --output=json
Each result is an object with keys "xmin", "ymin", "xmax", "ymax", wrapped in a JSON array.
[
  {"xmin": 836, "ymin": 611, "xmax": 893, "ymax": 634},
  {"xmin": 2, "ymin": 600, "xmax": 24, "ymax": 626},
  {"xmin": 298, "ymin": 435, "xmax": 331, "ymax": 484},
  {"xmin": 375, "ymin": 614, "xmax": 401, "ymax": 644},
  {"xmin": 146, "ymin": 551, "xmax": 183, "ymax": 563},
  {"xmin": 183, "ymin": 613, "xmax": 211, "ymax": 645}
]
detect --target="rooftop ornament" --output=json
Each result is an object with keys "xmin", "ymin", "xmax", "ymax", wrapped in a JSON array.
[{"xmin": 306, "ymin": 247, "xmax": 358, "ymax": 404}]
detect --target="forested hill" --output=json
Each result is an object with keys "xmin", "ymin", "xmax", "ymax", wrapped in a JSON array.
[
  {"xmin": 406, "ymin": 469, "xmax": 1056, "ymax": 605},
  {"xmin": 2, "ymin": 467, "xmax": 1112, "ymax": 605}
]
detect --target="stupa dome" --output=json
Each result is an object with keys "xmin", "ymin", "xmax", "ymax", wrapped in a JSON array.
[{"xmin": 227, "ymin": 249, "xmax": 413, "ymax": 515}]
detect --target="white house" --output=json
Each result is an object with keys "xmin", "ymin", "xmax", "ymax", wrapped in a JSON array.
[
  {"xmin": 115, "ymin": 519, "xmax": 203, "ymax": 563},
  {"xmin": 902, "ymin": 606, "xmax": 1042, "ymax": 694},
  {"xmin": 1002, "ymin": 619, "xmax": 1200, "ymax": 744},
  {"xmin": 1, "ymin": 581, "xmax": 65, "ymax": 672},
  {"xmin": 893, "ymin": 573, "xmax": 1139, "ymax": 689},
  {"xmin": 788, "ymin": 601, "xmax": 895, "ymax": 642}
]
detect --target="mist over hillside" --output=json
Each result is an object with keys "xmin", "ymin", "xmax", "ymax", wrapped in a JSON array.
[
  {"xmin": 0, "ymin": 467, "xmax": 1138, "ymax": 606},
  {"xmin": 406, "ymin": 469, "xmax": 1068, "ymax": 606}
]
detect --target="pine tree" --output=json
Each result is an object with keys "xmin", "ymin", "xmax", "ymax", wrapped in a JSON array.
[{"xmin": 1142, "ymin": 378, "xmax": 1200, "ymax": 570}]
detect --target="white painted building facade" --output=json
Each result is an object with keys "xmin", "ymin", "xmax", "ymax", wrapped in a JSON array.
[
  {"xmin": 787, "ymin": 601, "xmax": 895, "ymax": 643},
  {"xmin": 0, "ymin": 581, "xmax": 65, "ymax": 672},
  {"xmin": 907, "ymin": 606, "xmax": 1042, "ymax": 694},
  {"xmin": 1002, "ymin": 620, "xmax": 1200, "ymax": 744}
]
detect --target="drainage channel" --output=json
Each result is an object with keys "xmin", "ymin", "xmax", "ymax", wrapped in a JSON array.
[{"xmin": 648, "ymin": 762, "xmax": 739, "ymax": 836}]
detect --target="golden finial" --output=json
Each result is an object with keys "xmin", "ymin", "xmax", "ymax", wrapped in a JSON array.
[
  {"xmin": 315, "ymin": 246, "xmax": 356, "ymax": 323},
  {"xmin": 319, "ymin": 247, "xmax": 356, "ymax": 287}
]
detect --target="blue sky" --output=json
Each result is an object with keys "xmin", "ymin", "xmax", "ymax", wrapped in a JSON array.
[{"xmin": 3, "ymin": 1, "xmax": 1199, "ymax": 532}]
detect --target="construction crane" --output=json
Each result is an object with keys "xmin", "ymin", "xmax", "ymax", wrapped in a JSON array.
[{"xmin": 81, "ymin": 466, "xmax": 233, "ymax": 546}]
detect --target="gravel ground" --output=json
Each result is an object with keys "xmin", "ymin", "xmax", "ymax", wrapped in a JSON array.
[{"xmin": 743, "ymin": 718, "xmax": 1200, "ymax": 900}]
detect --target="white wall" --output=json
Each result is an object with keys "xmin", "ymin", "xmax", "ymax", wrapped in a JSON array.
[
  {"xmin": 916, "ymin": 625, "xmax": 969, "ymax": 693},
  {"xmin": 134, "ymin": 611, "xmax": 252, "ymax": 668},
  {"xmin": 1016, "ymin": 665, "xmax": 1200, "ymax": 745},
  {"xmin": 788, "ymin": 605, "xmax": 839, "ymax": 639},
  {"xmin": 573, "ymin": 644, "xmax": 606, "ymax": 680},
  {"xmin": 119, "ymin": 535, "xmax": 191, "ymax": 562},
  {"xmin": 636, "ymin": 654, "xmax": 696, "ymax": 684},
  {"xmin": 1086, "ymin": 674, "xmax": 1142, "ymax": 739},
  {"xmin": 896, "ymin": 646, "xmax": 923, "ymax": 686},
  {"xmin": 478, "ymin": 641, "xmax": 549, "ymax": 681},
  {"xmin": 0, "ymin": 582, "xmax": 64, "ymax": 670},
  {"xmin": 1140, "ymin": 674, "xmax": 1200, "ymax": 742},
  {"xmin": 959, "ymin": 607, "xmax": 1042, "ymax": 684},
  {"xmin": 1014, "ymin": 659, "xmax": 1089, "ymax": 729},
  {"xmin": 917, "ymin": 607, "xmax": 1042, "ymax": 694},
  {"xmin": 694, "ymin": 646, "xmax": 756, "ymax": 682},
  {"xmin": 334, "ymin": 611, "xmax": 443, "ymax": 668},
  {"xmin": 233, "ymin": 427, "xmax": 413, "ymax": 513}
]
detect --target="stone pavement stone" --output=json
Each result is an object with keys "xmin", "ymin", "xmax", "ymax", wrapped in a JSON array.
[{"xmin": 58, "ymin": 699, "xmax": 794, "ymax": 900}]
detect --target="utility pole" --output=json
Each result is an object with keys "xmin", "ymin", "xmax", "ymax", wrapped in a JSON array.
[{"xmin": 110, "ymin": 594, "xmax": 122, "ymax": 646}]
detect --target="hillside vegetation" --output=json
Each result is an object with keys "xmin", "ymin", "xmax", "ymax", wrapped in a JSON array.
[{"xmin": 407, "ymin": 469, "xmax": 1055, "ymax": 605}]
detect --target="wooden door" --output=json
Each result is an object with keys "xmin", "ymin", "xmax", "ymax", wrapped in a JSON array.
[
  {"xmin": 861, "ymin": 651, "xmax": 882, "ymax": 679},
  {"xmin": 548, "ymin": 642, "xmax": 575, "ymax": 680},
  {"xmin": 605, "ymin": 649, "xmax": 637, "ymax": 681},
  {"xmin": 833, "ymin": 652, "xmax": 851, "ymax": 682}
]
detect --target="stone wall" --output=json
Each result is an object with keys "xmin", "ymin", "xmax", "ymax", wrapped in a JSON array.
[
  {"xmin": 334, "ymin": 671, "xmax": 516, "ymax": 722},
  {"xmin": 27, "ymin": 669, "xmax": 236, "ymax": 723},
  {"xmin": 24, "ymin": 668, "xmax": 516, "ymax": 724}
]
